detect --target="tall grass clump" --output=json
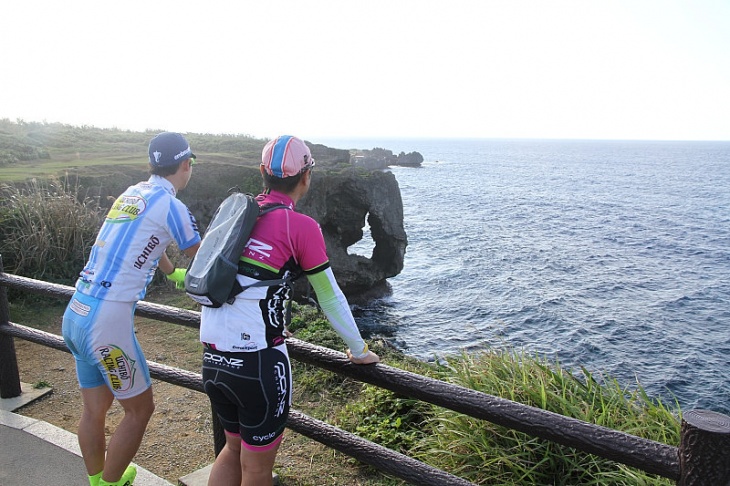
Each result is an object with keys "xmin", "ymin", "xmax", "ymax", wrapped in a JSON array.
[
  {"xmin": 201, "ymin": 293, "xmax": 684, "ymax": 486},
  {"xmin": 0, "ymin": 176, "xmax": 103, "ymax": 284},
  {"xmin": 288, "ymin": 305, "xmax": 682, "ymax": 484},
  {"xmin": 414, "ymin": 350, "xmax": 681, "ymax": 485}
]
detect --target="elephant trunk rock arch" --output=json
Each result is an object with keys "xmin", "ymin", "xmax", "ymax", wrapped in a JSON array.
[{"xmin": 296, "ymin": 170, "xmax": 408, "ymax": 303}]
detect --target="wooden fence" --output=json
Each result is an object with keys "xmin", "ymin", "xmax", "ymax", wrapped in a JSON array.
[{"xmin": 1, "ymin": 263, "xmax": 729, "ymax": 485}]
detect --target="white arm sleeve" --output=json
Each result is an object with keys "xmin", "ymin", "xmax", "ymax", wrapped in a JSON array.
[{"xmin": 306, "ymin": 267, "xmax": 368, "ymax": 356}]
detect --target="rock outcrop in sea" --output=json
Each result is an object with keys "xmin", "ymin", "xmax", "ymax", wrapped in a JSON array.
[
  {"xmin": 297, "ymin": 169, "xmax": 408, "ymax": 302},
  {"xmin": 350, "ymin": 148, "xmax": 424, "ymax": 170}
]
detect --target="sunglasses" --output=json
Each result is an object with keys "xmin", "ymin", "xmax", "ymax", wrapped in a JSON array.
[{"xmin": 300, "ymin": 157, "xmax": 315, "ymax": 173}]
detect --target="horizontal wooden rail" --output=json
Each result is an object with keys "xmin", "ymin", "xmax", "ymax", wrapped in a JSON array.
[
  {"xmin": 286, "ymin": 410, "xmax": 474, "ymax": 486},
  {"xmin": 0, "ymin": 271, "xmax": 682, "ymax": 481},
  {"xmin": 287, "ymin": 338, "xmax": 680, "ymax": 480},
  {"xmin": 0, "ymin": 273, "xmax": 200, "ymax": 328},
  {"xmin": 0, "ymin": 320, "xmax": 474, "ymax": 486}
]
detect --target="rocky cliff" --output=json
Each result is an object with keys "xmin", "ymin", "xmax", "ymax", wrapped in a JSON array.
[
  {"xmin": 297, "ymin": 169, "xmax": 408, "ymax": 302},
  {"xmin": 63, "ymin": 162, "xmax": 408, "ymax": 302}
]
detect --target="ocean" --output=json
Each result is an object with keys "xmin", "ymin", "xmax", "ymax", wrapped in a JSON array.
[{"xmin": 318, "ymin": 137, "xmax": 730, "ymax": 416}]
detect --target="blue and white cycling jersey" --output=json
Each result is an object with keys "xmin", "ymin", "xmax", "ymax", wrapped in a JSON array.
[{"xmin": 75, "ymin": 175, "xmax": 201, "ymax": 302}]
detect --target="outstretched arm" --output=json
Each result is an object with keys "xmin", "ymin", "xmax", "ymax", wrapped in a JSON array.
[{"xmin": 306, "ymin": 268, "xmax": 380, "ymax": 364}]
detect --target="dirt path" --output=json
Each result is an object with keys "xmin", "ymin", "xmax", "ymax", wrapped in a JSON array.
[
  {"xmin": 10, "ymin": 296, "xmax": 388, "ymax": 485},
  {"xmin": 13, "ymin": 321, "xmax": 216, "ymax": 482}
]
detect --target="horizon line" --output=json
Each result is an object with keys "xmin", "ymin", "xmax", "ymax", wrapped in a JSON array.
[{"xmin": 3, "ymin": 118, "xmax": 729, "ymax": 144}]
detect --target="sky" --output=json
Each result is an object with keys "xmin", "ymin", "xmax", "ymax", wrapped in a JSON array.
[{"xmin": 2, "ymin": 0, "xmax": 729, "ymax": 142}]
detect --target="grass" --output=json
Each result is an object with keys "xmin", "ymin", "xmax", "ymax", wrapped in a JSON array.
[
  {"xmin": 412, "ymin": 351, "xmax": 680, "ymax": 485},
  {"xmin": 287, "ymin": 306, "xmax": 681, "ymax": 484},
  {"xmin": 0, "ymin": 177, "xmax": 104, "ymax": 284},
  {"xmin": 0, "ymin": 119, "xmax": 352, "ymax": 183},
  {"xmin": 0, "ymin": 157, "xmax": 148, "ymax": 182}
]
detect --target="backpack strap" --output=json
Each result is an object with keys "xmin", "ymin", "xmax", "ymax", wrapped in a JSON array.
[
  {"xmin": 226, "ymin": 203, "xmax": 291, "ymax": 304},
  {"xmin": 259, "ymin": 202, "xmax": 290, "ymax": 214},
  {"xmin": 226, "ymin": 275, "xmax": 292, "ymax": 305}
]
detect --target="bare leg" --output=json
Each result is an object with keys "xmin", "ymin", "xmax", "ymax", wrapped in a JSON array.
[
  {"xmin": 241, "ymin": 436, "xmax": 281, "ymax": 486},
  {"xmin": 207, "ymin": 432, "xmax": 281, "ymax": 486},
  {"xmin": 79, "ymin": 385, "xmax": 115, "ymax": 476},
  {"xmin": 208, "ymin": 431, "xmax": 243, "ymax": 486},
  {"xmin": 101, "ymin": 386, "xmax": 155, "ymax": 482}
]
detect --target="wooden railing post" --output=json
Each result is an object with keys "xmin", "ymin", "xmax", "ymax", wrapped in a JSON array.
[
  {"xmin": 678, "ymin": 409, "xmax": 730, "ymax": 485},
  {"xmin": 211, "ymin": 406, "xmax": 225, "ymax": 456},
  {"xmin": 0, "ymin": 255, "xmax": 23, "ymax": 399}
]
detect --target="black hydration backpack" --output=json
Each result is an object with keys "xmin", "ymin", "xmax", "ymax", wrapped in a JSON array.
[{"xmin": 184, "ymin": 192, "xmax": 288, "ymax": 308}]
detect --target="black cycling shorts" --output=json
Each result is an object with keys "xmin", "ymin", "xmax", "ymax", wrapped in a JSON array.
[{"xmin": 202, "ymin": 344, "xmax": 291, "ymax": 449}]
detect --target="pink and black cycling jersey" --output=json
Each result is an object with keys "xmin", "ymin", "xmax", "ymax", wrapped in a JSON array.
[{"xmin": 199, "ymin": 190, "xmax": 367, "ymax": 355}]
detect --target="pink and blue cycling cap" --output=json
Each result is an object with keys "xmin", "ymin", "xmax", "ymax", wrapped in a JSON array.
[{"xmin": 261, "ymin": 135, "xmax": 315, "ymax": 178}]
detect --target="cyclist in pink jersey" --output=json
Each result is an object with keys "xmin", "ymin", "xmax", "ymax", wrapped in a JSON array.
[{"xmin": 200, "ymin": 135, "xmax": 379, "ymax": 486}]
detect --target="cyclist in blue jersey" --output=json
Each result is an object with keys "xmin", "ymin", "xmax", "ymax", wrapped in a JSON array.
[
  {"xmin": 200, "ymin": 135, "xmax": 379, "ymax": 486},
  {"xmin": 62, "ymin": 132, "xmax": 201, "ymax": 486}
]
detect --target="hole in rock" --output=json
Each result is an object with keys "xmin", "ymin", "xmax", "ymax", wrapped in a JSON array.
[{"xmin": 347, "ymin": 213, "xmax": 375, "ymax": 258}]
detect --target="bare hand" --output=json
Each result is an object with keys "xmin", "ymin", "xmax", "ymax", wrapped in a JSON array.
[{"xmin": 347, "ymin": 349, "xmax": 380, "ymax": 365}]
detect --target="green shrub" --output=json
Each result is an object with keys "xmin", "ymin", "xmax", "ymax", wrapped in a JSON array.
[
  {"xmin": 339, "ymin": 385, "xmax": 433, "ymax": 454},
  {"xmin": 0, "ymin": 177, "xmax": 103, "ymax": 284},
  {"xmin": 33, "ymin": 380, "xmax": 52, "ymax": 389},
  {"xmin": 413, "ymin": 350, "xmax": 680, "ymax": 485}
]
